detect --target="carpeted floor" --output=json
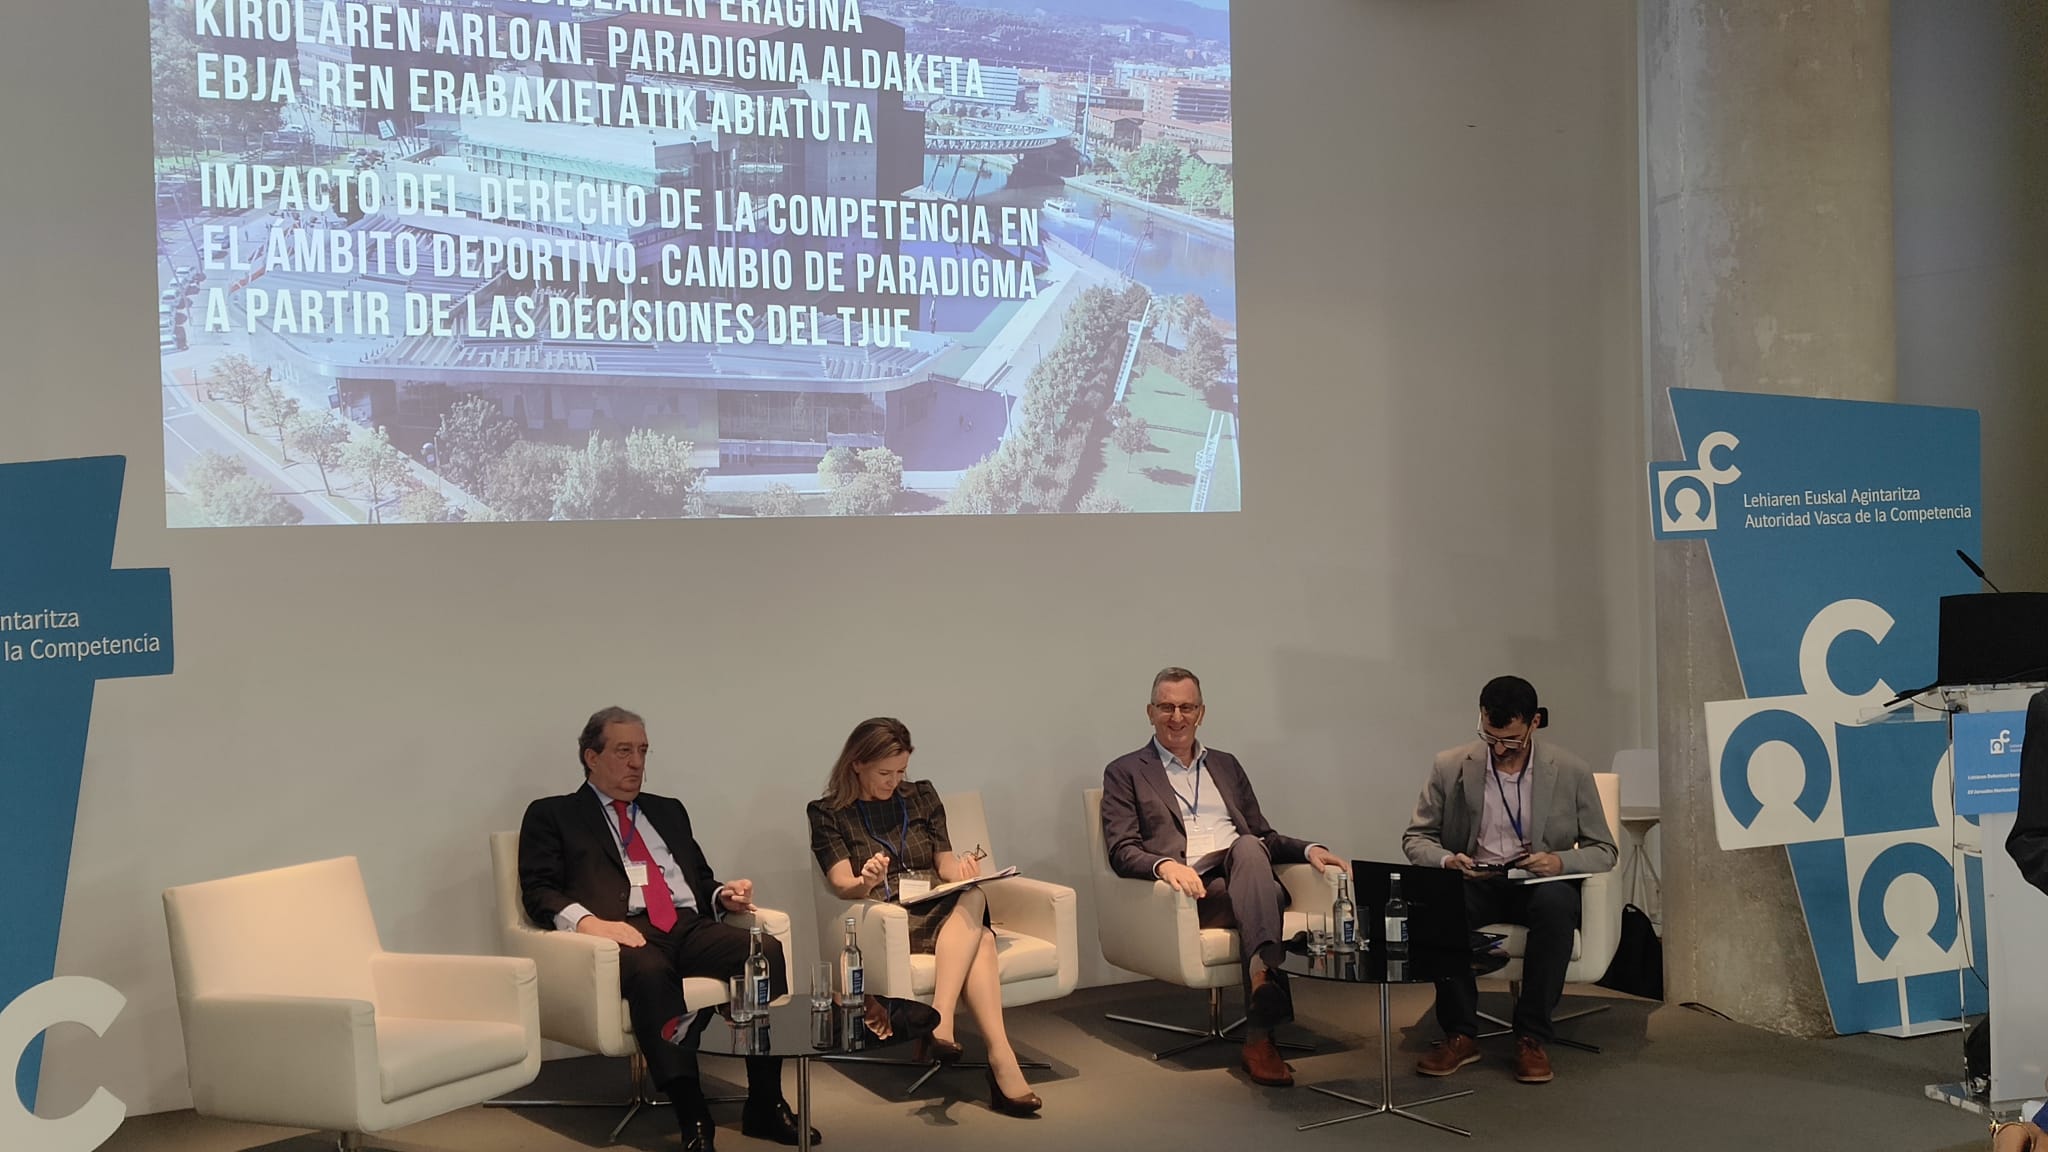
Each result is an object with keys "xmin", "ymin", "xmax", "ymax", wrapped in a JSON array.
[{"xmin": 100, "ymin": 980, "xmax": 1992, "ymax": 1152}]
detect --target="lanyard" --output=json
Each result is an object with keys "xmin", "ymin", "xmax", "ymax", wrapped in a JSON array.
[
  {"xmin": 1490, "ymin": 758, "xmax": 1529, "ymax": 848},
  {"xmin": 1170, "ymin": 766, "xmax": 1203, "ymax": 822},
  {"xmin": 610, "ymin": 799, "xmax": 641, "ymax": 855},
  {"xmin": 1164, "ymin": 747, "xmax": 1204, "ymax": 822},
  {"xmin": 858, "ymin": 795, "xmax": 911, "ymax": 865}
]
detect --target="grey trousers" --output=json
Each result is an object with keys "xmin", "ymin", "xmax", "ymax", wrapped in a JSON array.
[{"xmin": 1195, "ymin": 834, "xmax": 1290, "ymax": 1025}]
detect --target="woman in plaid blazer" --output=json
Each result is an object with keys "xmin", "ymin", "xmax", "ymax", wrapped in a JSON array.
[{"xmin": 808, "ymin": 717, "xmax": 1042, "ymax": 1115}]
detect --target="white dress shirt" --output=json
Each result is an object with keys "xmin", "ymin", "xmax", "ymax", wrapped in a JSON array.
[
  {"xmin": 1155, "ymin": 738, "xmax": 1239, "ymax": 875},
  {"xmin": 1473, "ymin": 749, "xmax": 1535, "ymax": 866}
]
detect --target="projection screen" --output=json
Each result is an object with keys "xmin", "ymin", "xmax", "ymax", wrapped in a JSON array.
[{"xmin": 151, "ymin": 0, "xmax": 1240, "ymax": 525}]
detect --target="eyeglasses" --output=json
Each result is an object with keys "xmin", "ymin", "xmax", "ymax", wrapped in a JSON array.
[
  {"xmin": 1476, "ymin": 728, "xmax": 1532, "ymax": 752},
  {"xmin": 1151, "ymin": 703, "xmax": 1204, "ymax": 717},
  {"xmin": 957, "ymin": 844, "xmax": 988, "ymax": 863}
]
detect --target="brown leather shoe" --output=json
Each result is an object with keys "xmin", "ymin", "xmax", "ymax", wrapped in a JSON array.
[
  {"xmin": 1240, "ymin": 1034, "xmax": 1295, "ymax": 1087},
  {"xmin": 1416, "ymin": 1033, "xmax": 1481, "ymax": 1077},
  {"xmin": 1513, "ymin": 1036, "xmax": 1554, "ymax": 1083}
]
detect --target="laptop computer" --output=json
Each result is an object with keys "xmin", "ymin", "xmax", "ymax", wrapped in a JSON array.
[{"xmin": 1349, "ymin": 859, "xmax": 1474, "ymax": 953}]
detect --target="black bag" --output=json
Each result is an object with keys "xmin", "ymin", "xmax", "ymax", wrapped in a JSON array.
[{"xmin": 1597, "ymin": 903, "xmax": 1664, "ymax": 1000}]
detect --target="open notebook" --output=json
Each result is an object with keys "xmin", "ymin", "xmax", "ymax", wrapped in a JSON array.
[{"xmin": 900, "ymin": 867, "xmax": 1019, "ymax": 907}]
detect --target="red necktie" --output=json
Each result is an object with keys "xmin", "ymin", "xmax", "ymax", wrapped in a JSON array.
[{"xmin": 613, "ymin": 800, "xmax": 677, "ymax": 933}]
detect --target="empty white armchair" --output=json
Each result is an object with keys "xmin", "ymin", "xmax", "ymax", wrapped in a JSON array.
[
  {"xmin": 486, "ymin": 830, "xmax": 792, "ymax": 1141},
  {"xmin": 1084, "ymin": 788, "xmax": 1340, "ymax": 1058},
  {"xmin": 1475, "ymin": 771, "xmax": 1626, "ymax": 1053},
  {"xmin": 810, "ymin": 791, "xmax": 1078, "ymax": 1007},
  {"xmin": 162, "ymin": 856, "xmax": 541, "ymax": 1150}
]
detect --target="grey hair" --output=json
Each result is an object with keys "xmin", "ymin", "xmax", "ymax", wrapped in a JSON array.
[
  {"xmin": 577, "ymin": 706, "xmax": 645, "ymax": 773},
  {"xmin": 1150, "ymin": 667, "xmax": 1202, "ymax": 703}
]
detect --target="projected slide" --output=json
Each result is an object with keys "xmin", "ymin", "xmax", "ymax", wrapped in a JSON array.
[{"xmin": 151, "ymin": 0, "xmax": 1238, "ymax": 525}]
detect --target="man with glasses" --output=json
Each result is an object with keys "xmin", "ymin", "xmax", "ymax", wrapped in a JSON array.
[
  {"xmin": 1403, "ymin": 676, "xmax": 1616, "ymax": 1084},
  {"xmin": 1101, "ymin": 667, "xmax": 1350, "ymax": 1088}
]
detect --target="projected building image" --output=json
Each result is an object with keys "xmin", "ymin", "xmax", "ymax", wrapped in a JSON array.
[{"xmin": 152, "ymin": 0, "xmax": 1238, "ymax": 524}]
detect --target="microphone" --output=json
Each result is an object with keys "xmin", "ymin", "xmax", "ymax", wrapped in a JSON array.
[{"xmin": 1956, "ymin": 550, "xmax": 2004, "ymax": 594}]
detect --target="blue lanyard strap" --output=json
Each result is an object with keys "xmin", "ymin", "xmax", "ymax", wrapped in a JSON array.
[
  {"xmin": 1490, "ymin": 763, "xmax": 1529, "ymax": 847},
  {"xmin": 857, "ymin": 795, "xmax": 911, "ymax": 867},
  {"xmin": 1166, "ymin": 753, "xmax": 1203, "ymax": 821},
  {"xmin": 609, "ymin": 798, "xmax": 640, "ymax": 854}
]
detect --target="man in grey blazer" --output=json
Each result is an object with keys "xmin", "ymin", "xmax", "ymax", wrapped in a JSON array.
[
  {"xmin": 1102, "ymin": 667, "xmax": 1350, "ymax": 1088},
  {"xmin": 1403, "ymin": 676, "xmax": 1616, "ymax": 1085}
]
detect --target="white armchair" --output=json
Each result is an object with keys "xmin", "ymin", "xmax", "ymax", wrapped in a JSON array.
[
  {"xmin": 1084, "ymin": 788, "xmax": 1340, "ymax": 1059},
  {"xmin": 162, "ymin": 856, "xmax": 541, "ymax": 1151},
  {"xmin": 808, "ymin": 791, "xmax": 1078, "ymax": 1089},
  {"xmin": 1475, "ymin": 771, "xmax": 1625, "ymax": 1054},
  {"xmin": 486, "ymin": 830, "xmax": 794, "ymax": 1142}
]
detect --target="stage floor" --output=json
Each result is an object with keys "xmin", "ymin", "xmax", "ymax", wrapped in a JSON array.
[{"xmin": 99, "ymin": 978, "xmax": 1988, "ymax": 1152}]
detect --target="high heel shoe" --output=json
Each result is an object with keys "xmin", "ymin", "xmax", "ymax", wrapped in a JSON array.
[
  {"xmin": 915, "ymin": 1034, "xmax": 964, "ymax": 1064},
  {"xmin": 985, "ymin": 1067, "xmax": 1042, "ymax": 1117}
]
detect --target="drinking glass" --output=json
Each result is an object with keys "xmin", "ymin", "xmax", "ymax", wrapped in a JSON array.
[
  {"xmin": 727, "ymin": 975, "xmax": 755, "ymax": 1023},
  {"xmin": 810, "ymin": 961, "xmax": 834, "ymax": 1010}
]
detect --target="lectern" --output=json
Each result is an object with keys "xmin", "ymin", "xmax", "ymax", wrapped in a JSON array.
[{"xmin": 1921, "ymin": 593, "xmax": 2048, "ymax": 1118}]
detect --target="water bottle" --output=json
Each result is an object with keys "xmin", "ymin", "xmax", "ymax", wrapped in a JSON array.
[
  {"xmin": 746, "ymin": 926, "xmax": 772, "ymax": 1010},
  {"xmin": 1331, "ymin": 873, "xmax": 1358, "ymax": 953},
  {"xmin": 837, "ymin": 916, "xmax": 864, "ymax": 1005},
  {"xmin": 1384, "ymin": 873, "xmax": 1410, "ymax": 955}
]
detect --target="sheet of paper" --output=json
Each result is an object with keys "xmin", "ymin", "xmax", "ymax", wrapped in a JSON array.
[
  {"xmin": 1510, "ymin": 870, "xmax": 1597, "ymax": 885},
  {"xmin": 899, "ymin": 867, "xmax": 1020, "ymax": 906}
]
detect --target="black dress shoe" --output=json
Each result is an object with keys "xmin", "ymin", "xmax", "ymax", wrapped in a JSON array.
[
  {"xmin": 1248, "ymin": 976, "xmax": 1290, "ymax": 1028},
  {"xmin": 985, "ymin": 1067, "xmax": 1043, "ymax": 1117},
  {"xmin": 879, "ymin": 995, "xmax": 940, "ymax": 1038},
  {"xmin": 741, "ymin": 1099, "xmax": 821, "ymax": 1146},
  {"xmin": 682, "ymin": 1114, "xmax": 717, "ymax": 1152}
]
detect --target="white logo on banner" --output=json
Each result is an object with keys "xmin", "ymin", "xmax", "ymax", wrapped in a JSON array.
[
  {"xmin": 1655, "ymin": 430, "xmax": 1742, "ymax": 533},
  {"xmin": 0, "ymin": 977, "xmax": 127, "ymax": 1152},
  {"xmin": 1991, "ymin": 730, "xmax": 2017, "ymax": 755},
  {"xmin": 1843, "ymin": 751, "xmax": 1964, "ymax": 984},
  {"xmin": 1707, "ymin": 598, "xmax": 1895, "ymax": 850}
]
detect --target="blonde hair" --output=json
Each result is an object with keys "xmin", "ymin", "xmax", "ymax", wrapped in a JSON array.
[{"xmin": 822, "ymin": 717, "xmax": 915, "ymax": 809}]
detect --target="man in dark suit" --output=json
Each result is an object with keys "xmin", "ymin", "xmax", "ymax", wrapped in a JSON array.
[
  {"xmin": 519, "ymin": 706, "xmax": 815, "ymax": 1151},
  {"xmin": 2006, "ymin": 688, "xmax": 2048, "ymax": 895},
  {"xmin": 1100, "ymin": 667, "xmax": 1349, "ymax": 1088},
  {"xmin": 1403, "ymin": 675, "xmax": 1616, "ymax": 1085}
]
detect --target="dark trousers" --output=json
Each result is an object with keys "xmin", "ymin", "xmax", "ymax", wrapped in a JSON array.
[
  {"xmin": 618, "ymin": 908, "xmax": 787, "ymax": 1096},
  {"xmin": 1433, "ymin": 877, "xmax": 1581, "ymax": 1043},
  {"xmin": 1195, "ymin": 835, "xmax": 1290, "ymax": 1025}
]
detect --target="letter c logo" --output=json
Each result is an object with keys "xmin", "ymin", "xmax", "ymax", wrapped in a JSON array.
[
  {"xmin": 0, "ymin": 978, "xmax": 126, "ymax": 1152},
  {"xmin": 1855, "ymin": 843, "xmax": 1958, "ymax": 960},
  {"xmin": 1695, "ymin": 430, "xmax": 1741, "ymax": 485},
  {"xmin": 1798, "ymin": 598, "xmax": 1897, "ymax": 704},
  {"xmin": 1720, "ymin": 709, "xmax": 1832, "ymax": 828}
]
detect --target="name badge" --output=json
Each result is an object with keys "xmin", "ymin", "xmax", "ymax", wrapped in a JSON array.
[
  {"xmin": 1184, "ymin": 823, "xmax": 1222, "ymax": 860},
  {"xmin": 625, "ymin": 861, "xmax": 649, "ymax": 888},
  {"xmin": 897, "ymin": 875, "xmax": 932, "ymax": 901}
]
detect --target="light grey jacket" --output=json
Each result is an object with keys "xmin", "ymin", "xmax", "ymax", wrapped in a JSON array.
[{"xmin": 1402, "ymin": 740, "xmax": 1617, "ymax": 876}]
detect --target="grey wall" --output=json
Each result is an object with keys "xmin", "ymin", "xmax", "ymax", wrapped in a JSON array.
[
  {"xmin": 0, "ymin": 0, "xmax": 1647, "ymax": 1117},
  {"xmin": 1894, "ymin": 0, "xmax": 2048, "ymax": 589}
]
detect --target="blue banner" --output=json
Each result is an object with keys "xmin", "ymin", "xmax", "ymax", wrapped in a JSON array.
[
  {"xmin": 1, "ymin": 456, "xmax": 174, "ymax": 1139},
  {"xmin": 1651, "ymin": 390, "xmax": 1984, "ymax": 1034}
]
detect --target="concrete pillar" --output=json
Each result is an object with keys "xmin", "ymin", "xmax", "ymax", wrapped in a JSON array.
[
  {"xmin": 1642, "ymin": 0, "xmax": 1894, "ymax": 1035},
  {"xmin": 1893, "ymin": 0, "xmax": 2048, "ymax": 593}
]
